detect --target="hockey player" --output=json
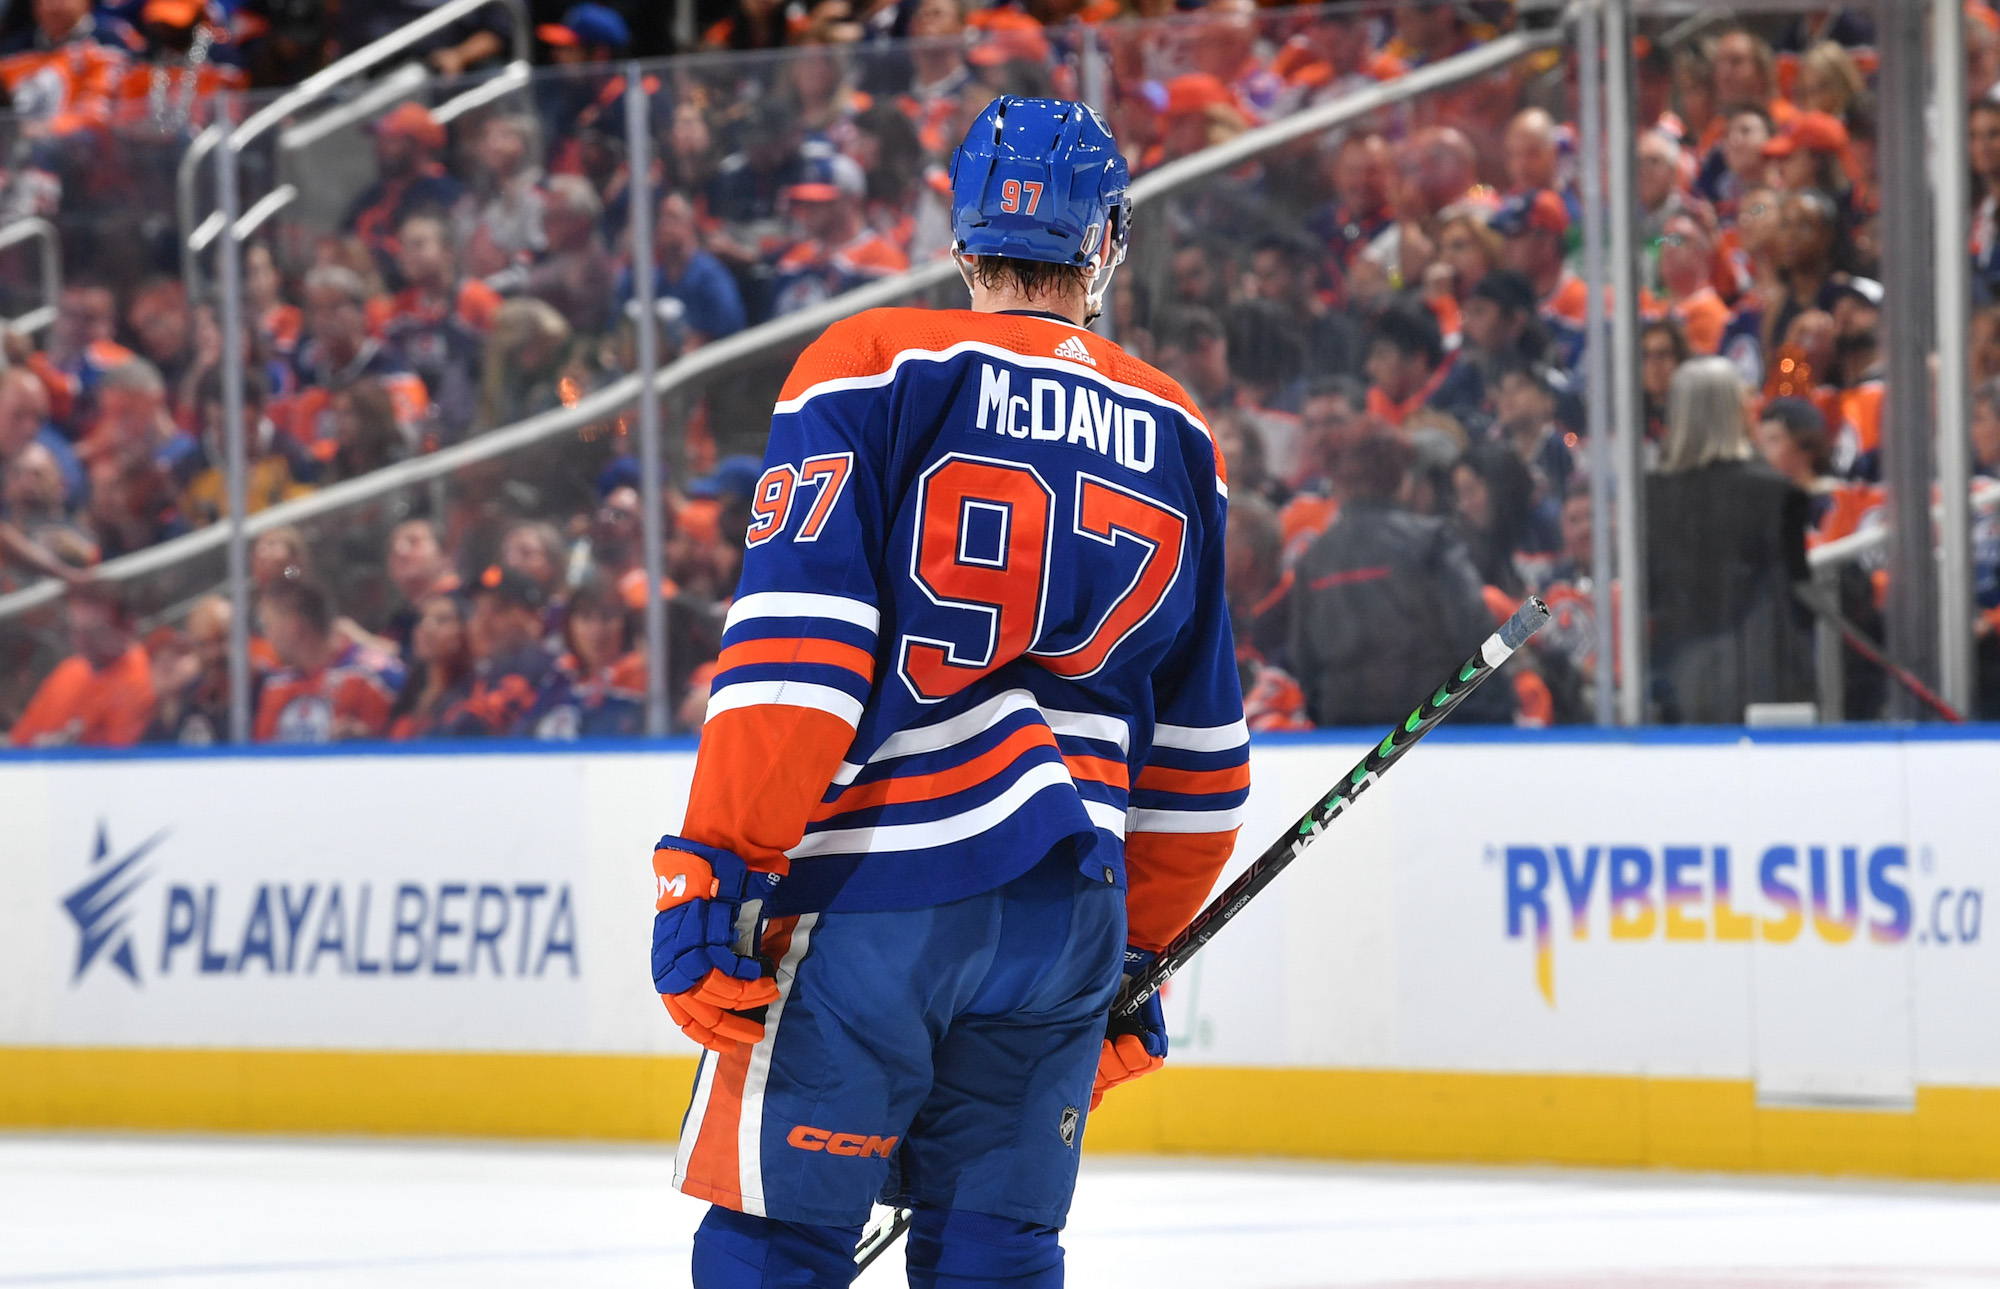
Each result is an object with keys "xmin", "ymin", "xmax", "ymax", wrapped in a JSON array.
[{"xmin": 651, "ymin": 97, "xmax": 1247, "ymax": 1287}]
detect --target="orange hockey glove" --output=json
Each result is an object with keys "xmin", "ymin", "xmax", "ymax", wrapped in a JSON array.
[
  {"xmin": 651, "ymin": 835, "xmax": 781, "ymax": 1052},
  {"xmin": 1091, "ymin": 946, "xmax": 1167, "ymax": 1108}
]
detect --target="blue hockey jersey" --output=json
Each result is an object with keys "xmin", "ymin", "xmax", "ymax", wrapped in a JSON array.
[{"xmin": 679, "ymin": 307, "xmax": 1246, "ymax": 952}]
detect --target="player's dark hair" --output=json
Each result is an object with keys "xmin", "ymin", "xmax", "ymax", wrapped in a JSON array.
[
  {"xmin": 1369, "ymin": 305, "xmax": 1443, "ymax": 368},
  {"xmin": 964, "ymin": 254, "xmax": 1091, "ymax": 301},
  {"xmin": 260, "ymin": 576, "xmax": 334, "ymax": 637}
]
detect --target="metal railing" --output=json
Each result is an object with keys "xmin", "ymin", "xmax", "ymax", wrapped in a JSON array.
[
  {"xmin": 0, "ymin": 218, "xmax": 61, "ymax": 335},
  {"xmin": 178, "ymin": 0, "xmax": 531, "ymax": 296}
]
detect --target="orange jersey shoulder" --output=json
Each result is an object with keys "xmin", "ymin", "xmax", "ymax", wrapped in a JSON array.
[{"xmin": 779, "ymin": 308, "xmax": 1220, "ymax": 482}]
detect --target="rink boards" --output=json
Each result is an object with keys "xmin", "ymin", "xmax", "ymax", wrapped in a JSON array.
[{"xmin": 0, "ymin": 729, "xmax": 1995, "ymax": 1180}]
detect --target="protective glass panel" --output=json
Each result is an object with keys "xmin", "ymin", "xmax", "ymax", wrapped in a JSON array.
[{"xmin": 0, "ymin": 2, "xmax": 1933, "ymax": 748}]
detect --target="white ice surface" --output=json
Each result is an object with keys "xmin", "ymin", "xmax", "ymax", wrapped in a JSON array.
[{"xmin": 0, "ymin": 1137, "xmax": 1995, "ymax": 1287}]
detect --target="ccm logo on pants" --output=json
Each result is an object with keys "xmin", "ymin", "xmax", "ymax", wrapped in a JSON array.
[{"xmin": 787, "ymin": 1126, "xmax": 899, "ymax": 1157}]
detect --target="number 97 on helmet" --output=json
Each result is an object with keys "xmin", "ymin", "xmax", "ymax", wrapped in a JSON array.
[{"xmin": 947, "ymin": 95, "xmax": 1132, "ymax": 319}]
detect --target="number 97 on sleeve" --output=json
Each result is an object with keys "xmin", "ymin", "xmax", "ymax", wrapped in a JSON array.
[{"xmin": 745, "ymin": 453, "xmax": 855, "ymax": 547}]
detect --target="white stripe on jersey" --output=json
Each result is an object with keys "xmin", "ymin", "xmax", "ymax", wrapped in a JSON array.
[
  {"xmin": 1045, "ymin": 705, "xmax": 1132, "ymax": 754},
  {"xmin": 706, "ymin": 680, "xmax": 866, "ymax": 728},
  {"xmin": 772, "ymin": 339, "xmax": 1219, "ymax": 467},
  {"xmin": 673, "ymin": 1051, "xmax": 718, "ymax": 1188},
  {"xmin": 791, "ymin": 760, "xmax": 1077, "ymax": 858},
  {"xmin": 832, "ymin": 688, "xmax": 1040, "ymax": 784},
  {"xmin": 1083, "ymin": 799, "xmax": 1129, "ymax": 838},
  {"xmin": 736, "ymin": 913, "xmax": 817, "ymax": 1218},
  {"xmin": 1152, "ymin": 719, "xmax": 1250, "ymax": 753},
  {"xmin": 1127, "ymin": 804, "xmax": 1247, "ymax": 834},
  {"xmin": 829, "ymin": 689, "xmax": 1134, "ymax": 786},
  {"xmin": 725, "ymin": 592, "xmax": 881, "ymax": 636}
]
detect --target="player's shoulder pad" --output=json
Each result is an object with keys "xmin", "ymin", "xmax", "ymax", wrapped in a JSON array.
[
  {"xmin": 777, "ymin": 307, "xmax": 919, "ymax": 404},
  {"xmin": 1095, "ymin": 345, "xmax": 1226, "ymax": 491},
  {"xmin": 779, "ymin": 309, "xmax": 1226, "ymax": 490}
]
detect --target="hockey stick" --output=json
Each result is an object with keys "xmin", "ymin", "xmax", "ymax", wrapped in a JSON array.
[
  {"xmin": 854, "ymin": 597, "xmax": 1552, "ymax": 1274},
  {"xmin": 1792, "ymin": 582, "xmax": 1965, "ymax": 723}
]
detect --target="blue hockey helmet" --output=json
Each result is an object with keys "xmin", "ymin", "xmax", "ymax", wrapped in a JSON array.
[{"xmin": 949, "ymin": 96, "xmax": 1131, "ymax": 280}]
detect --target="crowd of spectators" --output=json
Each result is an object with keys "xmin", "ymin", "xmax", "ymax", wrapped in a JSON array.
[{"xmin": 2, "ymin": 0, "xmax": 1997, "ymax": 745}]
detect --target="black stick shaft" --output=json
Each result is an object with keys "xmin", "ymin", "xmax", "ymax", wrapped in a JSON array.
[
  {"xmin": 855, "ymin": 597, "xmax": 1551, "ymax": 1274},
  {"xmin": 1117, "ymin": 594, "xmax": 1549, "ymax": 1016}
]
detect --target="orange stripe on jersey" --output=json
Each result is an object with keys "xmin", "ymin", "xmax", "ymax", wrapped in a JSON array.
[
  {"xmin": 812, "ymin": 722, "xmax": 1059, "ymax": 821},
  {"xmin": 1125, "ymin": 828, "xmax": 1241, "ymax": 954},
  {"xmin": 775, "ymin": 309, "xmax": 1221, "ymax": 483},
  {"xmin": 1064, "ymin": 753, "xmax": 1130, "ymax": 791},
  {"xmin": 678, "ymin": 916, "xmax": 802, "ymax": 1210},
  {"xmin": 682, "ymin": 1043, "xmax": 748, "ymax": 1206},
  {"xmin": 715, "ymin": 637, "xmax": 875, "ymax": 683},
  {"xmin": 1135, "ymin": 763, "xmax": 1252, "ymax": 797}
]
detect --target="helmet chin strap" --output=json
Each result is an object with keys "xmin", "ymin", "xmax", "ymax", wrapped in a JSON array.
[{"xmin": 1083, "ymin": 244, "xmax": 1123, "ymax": 327}]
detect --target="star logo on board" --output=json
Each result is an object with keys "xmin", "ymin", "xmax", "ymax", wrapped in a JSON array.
[
  {"xmin": 1054, "ymin": 335, "xmax": 1097, "ymax": 367},
  {"xmin": 61, "ymin": 820, "xmax": 168, "ymax": 986}
]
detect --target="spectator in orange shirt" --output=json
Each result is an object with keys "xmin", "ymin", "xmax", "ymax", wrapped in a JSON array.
[
  {"xmin": 9, "ymin": 586, "xmax": 156, "ymax": 747},
  {"xmin": 253, "ymin": 576, "xmax": 400, "ymax": 743},
  {"xmin": 0, "ymin": 0, "xmax": 129, "ymax": 215},
  {"xmin": 1660, "ymin": 214, "xmax": 1729, "ymax": 355},
  {"xmin": 114, "ymin": 0, "xmax": 247, "ymax": 133}
]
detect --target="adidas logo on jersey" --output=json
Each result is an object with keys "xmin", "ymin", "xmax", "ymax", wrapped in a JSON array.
[{"xmin": 1054, "ymin": 335, "xmax": 1097, "ymax": 367}]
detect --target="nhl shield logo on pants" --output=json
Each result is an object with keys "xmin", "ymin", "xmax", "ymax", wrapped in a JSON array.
[{"xmin": 1059, "ymin": 1106, "xmax": 1079, "ymax": 1148}]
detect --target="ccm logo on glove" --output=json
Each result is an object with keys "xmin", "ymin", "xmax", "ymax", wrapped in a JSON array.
[{"xmin": 786, "ymin": 1126, "xmax": 899, "ymax": 1157}]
